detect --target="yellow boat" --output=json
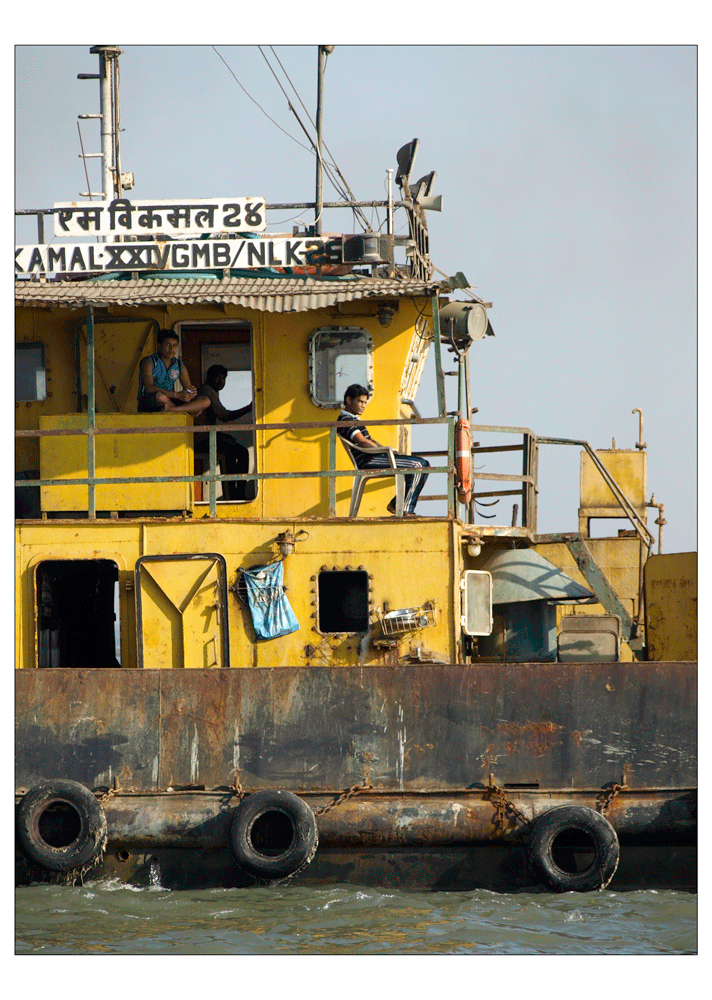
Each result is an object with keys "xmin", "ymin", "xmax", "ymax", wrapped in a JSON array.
[{"xmin": 15, "ymin": 46, "xmax": 696, "ymax": 892}]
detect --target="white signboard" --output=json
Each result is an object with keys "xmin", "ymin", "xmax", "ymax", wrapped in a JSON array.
[
  {"xmin": 53, "ymin": 198, "xmax": 266, "ymax": 237},
  {"xmin": 15, "ymin": 237, "xmax": 344, "ymax": 276}
]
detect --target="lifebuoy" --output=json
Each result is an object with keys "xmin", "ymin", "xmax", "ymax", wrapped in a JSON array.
[
  {"xmin": 528, "ymin": 805, "xmax": 620, "ymax": 892},
  {"xmin": 455, "ymin": 418, "xmax": 473, "ymax": 504},
  {"xmin": 228, "ymin": 789, "xmax": 318, "ymax": 881},
  {"xmin": 16, "ymin": 780, "xmax": 108, "ymax": 873}
]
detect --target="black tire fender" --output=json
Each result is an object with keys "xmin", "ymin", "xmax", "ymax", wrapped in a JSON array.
[
  {"xmin": 16, "ymin": 780, "xmax": 108, "ymax": 873},
  {"xmin": 228, "ymin": 789, "xmax": 318, "ymax": 881},
  {"xmin": 528, "ymin": 804, "xmax": 620, "ymax": 892}
]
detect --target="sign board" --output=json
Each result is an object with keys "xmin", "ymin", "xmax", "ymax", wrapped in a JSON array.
[
  {"xmin": 52, "ymin": 198, "xmax": 266, "ymax": 237},
  {"xmin": 15, "ymin": 237, "xmax": 345, "ymax": 276}
]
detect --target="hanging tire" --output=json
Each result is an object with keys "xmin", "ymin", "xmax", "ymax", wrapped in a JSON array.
[
  {"xmin": 16, "ymin": 780, "xmax": 108, "ymax": 873},
  {"xmin": 528, "ymin": 805, "xmax": 620, "ymax": 892},
  {"xmin": 228, "ymin": 789, "xmax": 318, "ymax": 881}
]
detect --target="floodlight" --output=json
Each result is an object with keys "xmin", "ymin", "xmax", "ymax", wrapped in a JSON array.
[
  {"xmin": 439, "ymin": 302, "xmax": 491, "ymax": 343},
  {"xmin": 395, "ymin": 139, "xmax": 419, "ymax": 186}
]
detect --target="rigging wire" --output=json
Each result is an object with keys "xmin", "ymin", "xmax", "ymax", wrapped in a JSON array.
[
  {"xmin": 211, "ymin": 46, "xmax": 314, "ymax": 155},
  {"xmin": 264, "ymin": 46, "xmax": 371, "ymax": 231}
]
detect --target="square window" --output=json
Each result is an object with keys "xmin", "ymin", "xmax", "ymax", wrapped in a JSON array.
[
  {"xmin": 309, "ymin": 327, "xmax": 373, "ymax": 408},
  {"xmin": 16, "ymin": 342, "xmax": 47, "ymax": 401},
  {"xmin": 317, "ymin": 570, "xmax": 369, "ymax": 633}
]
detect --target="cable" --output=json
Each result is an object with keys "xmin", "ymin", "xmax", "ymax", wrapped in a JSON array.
[
  {"xmin": 263, "ymin": 46, "xmax": 371, "ymax": 231},
  {"xmin": 212, "ymin": 46, "xmax": 313, "ymax": 155}
]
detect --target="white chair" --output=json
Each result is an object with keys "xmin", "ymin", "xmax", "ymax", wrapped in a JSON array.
[{"xmin": 339, "ymin": 438, "xmax": 405, "ymax": 517}]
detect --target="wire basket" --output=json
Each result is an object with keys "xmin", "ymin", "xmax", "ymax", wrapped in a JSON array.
[{"xmin": 374, "ymin": 604, "xmax": 436, "ymax": 636}]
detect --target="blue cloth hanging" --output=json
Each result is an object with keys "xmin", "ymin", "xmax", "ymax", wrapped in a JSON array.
[{"xmin": 242, "ymin": 561, "xmax": 300, "ymax": 640}]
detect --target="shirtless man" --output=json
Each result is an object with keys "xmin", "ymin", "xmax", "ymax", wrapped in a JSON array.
[{"xmin": 137, "ymin": 330, "xmax": 210, "ymax": 415}]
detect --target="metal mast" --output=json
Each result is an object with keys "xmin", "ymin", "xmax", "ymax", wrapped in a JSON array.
[
  {"xmin": 314, "ymin": 45, "xmax": 333, "ymax": 236},
  {"xmin": 78, "ymin": 46, "xmax": 132, "ymax": 202}
]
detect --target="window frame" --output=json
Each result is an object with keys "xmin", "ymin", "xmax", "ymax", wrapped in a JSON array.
[
  {"xmin": 308, "ymin": 326, "xmax": 374, "ymax": 408},
  {"xmin": 316, "ymin": 567, "xmax": 372, "ymax": 634},
  {"xmin": 16, "ymin": 341, "xmax": 47, "ymax": 402}
]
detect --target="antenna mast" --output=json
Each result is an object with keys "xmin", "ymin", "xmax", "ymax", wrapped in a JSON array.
[
  {"xmin": 314, "ymin": 45, "xmax": 334, "ymax": 236},
  {"xmin": 77, "ymin": 46, "xmax": 133, "ymax": 203}
]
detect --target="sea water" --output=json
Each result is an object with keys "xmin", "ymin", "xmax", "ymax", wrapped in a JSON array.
[{"xmin": 15, "ymin": 882, "xmax": 696, "ymax": 956}]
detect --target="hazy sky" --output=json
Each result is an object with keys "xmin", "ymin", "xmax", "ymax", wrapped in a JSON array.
[{"xmin": 15, "ymin": 42, "xmax": 697, "ymax": 552}]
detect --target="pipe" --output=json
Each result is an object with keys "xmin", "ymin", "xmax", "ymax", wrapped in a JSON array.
[
  {"xmin": 646, "ymin": 495, "xmax": 666, "ymax": 554},
  {"xmin": 633, "ymin": 408, "xmax": 646, "ymax": 450}
]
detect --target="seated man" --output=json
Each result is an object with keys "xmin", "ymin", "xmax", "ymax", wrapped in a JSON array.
[
  {"xmin": 137, "ymin": 330, "xmax": 210, "ymax": 415},
  {"xmin": 337, "ymin": 383, "xmax": 429, "ymax": 517},
  {"xmin": 197, "ymin": 365, "xmax": 253, "ymax": 501}
]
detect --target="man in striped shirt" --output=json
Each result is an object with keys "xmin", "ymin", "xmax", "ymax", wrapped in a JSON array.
[{"xmin": 337, "ymin": 383, "xmax": 429, "ymax": 517}]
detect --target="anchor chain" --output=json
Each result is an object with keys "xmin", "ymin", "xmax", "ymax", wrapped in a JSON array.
[
  {"xmin": 313, "ymin": 780, "xmax": 374, "ymax": 817},
  {"xmin": 596, "ymin": 782, "xmax": 627, "ymax": 814},
  {"xmin": 484, "ymin": 776, "xmax": 533, "ymax": 837},
  {"xmin": 230, "ymin": 772, "xmax": 247, "ymax": 802}
]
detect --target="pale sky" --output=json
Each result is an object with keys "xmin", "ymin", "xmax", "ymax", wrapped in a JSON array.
[{"xmin": 14, "ymin": 39, "xmax": 697, "ymax": 552}]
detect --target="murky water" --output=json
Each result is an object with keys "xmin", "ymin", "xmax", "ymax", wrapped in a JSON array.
[{"xmin": 15, "ymin": 882, "xmax": 696, "ymax": 955}]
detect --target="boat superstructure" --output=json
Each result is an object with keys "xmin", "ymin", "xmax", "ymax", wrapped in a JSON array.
[{"xmin": 15, "ymin": 46, "xmax": 696, "ymax": 891}]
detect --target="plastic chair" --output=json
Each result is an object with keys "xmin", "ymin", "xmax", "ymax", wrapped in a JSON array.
[{"xmin": 339, "ymin": 438, "xmax": 405, "ymax": 517}]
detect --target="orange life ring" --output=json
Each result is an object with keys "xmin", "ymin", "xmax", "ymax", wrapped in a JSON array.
[{"xmin": 455, "ymin": 418, "xmax": 473, "ymax": 504}]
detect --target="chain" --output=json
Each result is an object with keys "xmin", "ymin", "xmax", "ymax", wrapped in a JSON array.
[
  {"xmin": 313, "ymin": 780, "xmax": 373, "ymax": 817},
  {"xmin": 484, "ymin": 776, "xmax": 533, "ymax": 836},
  {"xmin": 596, "ymin": 782, "xmax": 627, "ymax": 814},
  {"xmin": 231, "ymin": 772, "xmax": 246, "ymax": 802}
]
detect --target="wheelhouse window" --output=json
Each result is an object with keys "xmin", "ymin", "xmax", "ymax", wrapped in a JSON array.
[
  {"xmin": 36, "ymin": 560, "xmax": 121, "ymax": 668},
  {"xmin": 309, "ymin": 327, "xmax": 373, "ymax": 408},
  {"xmin": 317, "ymin": 570, "xmax": 370, "ymax": 633},
  {"xmin": 16, "ymin": 342, "xmax": 47, "ymax": 401}
]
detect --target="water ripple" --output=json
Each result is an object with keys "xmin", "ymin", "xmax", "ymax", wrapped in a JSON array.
[{"xmin": 15, "ymin": 882, "xmax": 697, "ymax": 956}]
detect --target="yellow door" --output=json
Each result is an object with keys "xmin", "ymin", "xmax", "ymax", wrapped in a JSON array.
[{"xmin": 136, "ymin": 554, "xmax": 229, "ymax": 668}]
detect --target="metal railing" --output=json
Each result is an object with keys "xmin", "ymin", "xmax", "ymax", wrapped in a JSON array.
[{"xmin": 15, "ymin": 416, "xmax": 541, "ymax": 525}]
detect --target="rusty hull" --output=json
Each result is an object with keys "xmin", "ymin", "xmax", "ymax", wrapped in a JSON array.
[{"xmin": 16, "ymin": 662, "xmax": 696, "ymax": 809}]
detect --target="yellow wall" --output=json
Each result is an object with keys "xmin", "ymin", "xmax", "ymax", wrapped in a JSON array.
[
  {"xmin": 16, "ymin": 299, "xmax": 430, "ymax": 520},
  {"xmin": 15, "ymin": 519, "xmax": 458, "ymax": 670},
  {"xmin": 645, "ymin": 552, "xmax": 697, "ymax": 660}
]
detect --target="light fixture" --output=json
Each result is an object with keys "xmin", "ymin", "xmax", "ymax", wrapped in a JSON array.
[
  {"xmin": 277, "ymin": 532, "xmax": 295, "ymax": 557},
  {"xmin": 463, "ymin": 534, "xmax": 483, "ymax": 558},
  {"xmin": 377, "ymin": 302, "xmax": 397, "ymax": 327},
  {"xmin": 395, "ymin": 138, "xmax": 419, "ymax": 186},
  {"xmin": 439, "ymin": 301, "xmax": 492, "ymax": 346},
  {"xmin": 277, "ymin": 529, "xmax": 309, "ymax": 558}
]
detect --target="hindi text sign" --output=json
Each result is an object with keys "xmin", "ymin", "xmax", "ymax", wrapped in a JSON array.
[{"xmin": 53, "ymin": 198, "xmax": 266, "ymax": 238}]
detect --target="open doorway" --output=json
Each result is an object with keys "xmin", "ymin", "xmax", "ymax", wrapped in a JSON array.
[
  {"xmin": 36, "ymin": 560, "xmax": 121, "ymax": 668},
  {"xmin": 175, "ymin": 322, "xmax": 256, "ymax": 502}
]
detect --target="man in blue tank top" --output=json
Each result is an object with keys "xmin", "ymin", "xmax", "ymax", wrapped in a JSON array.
[{"xmin": 137, "ymin": 330, "xmax": 210, "ymax": 415}]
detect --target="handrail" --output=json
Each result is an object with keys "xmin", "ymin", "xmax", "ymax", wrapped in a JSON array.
[
  {"xmin": 538, "ymin": 435, "xmax": 655, "ymax": 548},
  {"xmin": 15, "ymin": 415, "xmax": 456, "ymax": 519},
  {"xmin": 14, "ymin": 417, "xmax": 543, "ymax": 523}
]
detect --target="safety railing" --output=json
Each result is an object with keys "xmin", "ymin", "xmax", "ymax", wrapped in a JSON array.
[
  {"xmin": 15, "ymin": 417, "xmax": 545, "ymax": 526},
  {"xmin": 14, "ymin": 416, "xmax": 453, "ymax": 520}
]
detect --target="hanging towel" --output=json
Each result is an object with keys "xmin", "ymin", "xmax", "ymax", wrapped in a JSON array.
[{"xmin": 242, "ymin": 562, "xmax": 300, "ymax": 640}]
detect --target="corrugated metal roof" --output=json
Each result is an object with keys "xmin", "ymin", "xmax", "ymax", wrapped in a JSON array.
[{"xmin": 15, "ymin": 274, "xmax": 440, "ymax": 312}]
